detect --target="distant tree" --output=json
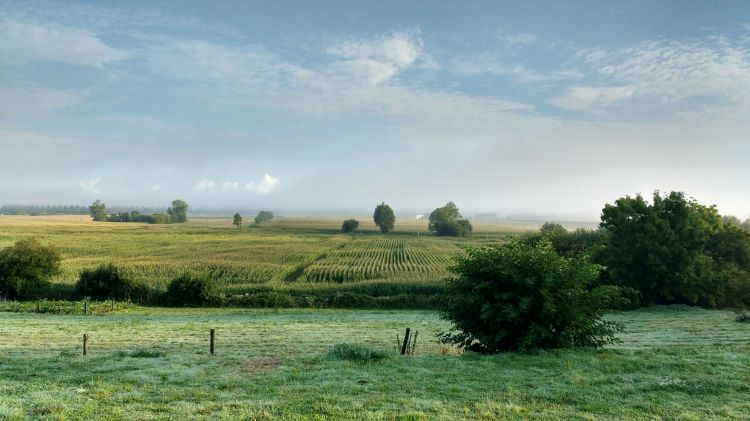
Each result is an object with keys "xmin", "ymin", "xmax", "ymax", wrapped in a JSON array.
[
  {"xmin": 428, "ymin": 202, "xmax": 472, "ymax": 237},
  {"xmin": 743, "ymin": 219, "xmax": 750, "ymax": 232},
  {"xmin": 540, "ymin": 222, "xmax": 568, "ymax": 237},
  {"xmin": 0, "ymin": 239, "xmax": 61, "ymax": 300},
  {"xmin": 373, "ymin": 202, "xmax": 395, "ymax": 233},
  {"xmin": 254, "ymin": 211, "xmax": 274, "ymax": 225},
  {"xmin": 233, "ymin": 213, "xmax": 243, "ymax": 229},
  {"xmin": 89, "ymin": 200, "xmax": 108, "ymax": 222},
  {"xmin": 342, "ymin": 219, "xmax": 360, "ymax": 233},
  {"xmin": 723, "ymin": 215, "xmax": 742, "ymax": 227},
  {"xmin": 167, "ymin": 199, "xmax": 189, "ymax": 223},
  {"xmin": 521, "ymin": 224, "xmax": 603, "ymax": 258},
  {"xmin": 596, "ymin": 191, "xmax": 722, "ymax": 306}
]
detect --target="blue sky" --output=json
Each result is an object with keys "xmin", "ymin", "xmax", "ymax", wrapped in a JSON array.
[{"xmin": 1, "ymin": 0, "xmax": 749, "ymax": 218}]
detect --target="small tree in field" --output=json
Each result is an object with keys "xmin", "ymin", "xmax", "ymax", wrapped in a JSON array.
[
  {"xmin": 89, "ymin": 199, "xmax": 107, "ymax": 222},
  {"xmin": 255, "ymin": 211, "xmax": 274, "ymax": 225},
  {"xmin": 342, "ymin": 219, "xmax": 359, "ymax": 233},
  {"xmin": 373, "ymin": 202, "xmax": 395, "ymax": 233},
  {"xmin": 167, "ymin": 199, "xmax": 189, "ymax": 223},
  {"xmin": 440, "ymin": 240, "xmax": 624, "ymax": 353},
  {"xmin": 428, "ymin": 201, "xmax": 472, "ymax": 237},
  {"xmin": 233, "ymin": 213, "xmax": 243, "ymax": 229}
]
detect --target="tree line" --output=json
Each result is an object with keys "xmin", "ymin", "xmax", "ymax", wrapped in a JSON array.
[{"xmin": 90, "ymin": 199, "xmax": 188, "ymax": 224}]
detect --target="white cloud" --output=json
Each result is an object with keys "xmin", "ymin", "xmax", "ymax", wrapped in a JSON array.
[
  {"xmin": 222, "ymin": 181, "xmax": 240, "ymax": 190},
  {"xmin": 195, "ymin": 179, "xmax": 215, "ymax": 190},
  {"xmin": 150, "ymin": 184, "xmax": 161, "ymax": 191},
  {"xmin": 548, "ymin": 85, "xmax": 636, "ymax": 111},
  {"xmin": 79, "ymin": 177, "xmax": 102, "ymax": 194},
  {"xmin": 244, "ymin": 174, "xmax": 278, "ymax": 194},
  {"xmin": 0, "ymin": 18, "xmax": 127, "ymax": 67},
  {"xmin": 0, "ymin": 88, "xmax": 81, "ymax": 116},
  {"xmin": 326, "ymin": 32, "xmax": 427, "ymax": 85}
]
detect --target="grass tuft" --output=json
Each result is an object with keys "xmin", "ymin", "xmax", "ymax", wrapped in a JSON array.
[{"xmin": 330, "ymin": 343, "xmax": 390, "ymax": 362}]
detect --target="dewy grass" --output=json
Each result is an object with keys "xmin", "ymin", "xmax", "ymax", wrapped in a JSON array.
[{"xmin": 0, "ymin": 306, "xmax": 749, "ymax": 419}]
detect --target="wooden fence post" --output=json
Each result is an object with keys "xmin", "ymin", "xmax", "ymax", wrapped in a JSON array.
[
  {"xmin": 400, "ymin": 328, "xmax": 411, "ymax": 355},
  {"xmin": 210, "ymin": 328, "xmax": 215, "ymax": 355},
  {"xmin": 84, "ymin": 301, "xmax": 88, "ymax": 316},
  {"xmin": 111, "ymin": 298, "xmax": 115, "ymax": 311},
  {"xmin": 83, "ymin": 334, "xmax": 88, "ymax": 356}
]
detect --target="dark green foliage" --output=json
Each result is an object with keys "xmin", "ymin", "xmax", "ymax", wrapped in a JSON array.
[
  {"xmin": 75, "ymin": 264, "xmax": 147, "ymax": 300},
  {"xmin": 330, "ymin": 343, "xmax": 389, "ymax": 361},
  {"xmin": 89, "ymin": 199, "xmax": 107, "ymax": 222},
  {"xmin": 373, "ymin": 202, "xmax": 395, "ymax": 233},
  {"xmin": 428, "ymin": 202, "xmax": 472, "ymax": 237},
  {"xmin": 167, "ymin": 199, "xmax": 189, "ymax": 223},
  {"xmin": 254, "ymin": 211, "xmax": 274, "ymax": 225},
  {"xmin": 166, "ymin": 273, "xmax": 221, "ymax": 306},
  {"xmin": 0, "ymin": 239, "xmax": 61, "ymax": 300},
  {"xmin": 341, "ymin": 219, "xmax": 359, "ymax": 233},
  {"xmin": 440, "ymin": 240, "xmax": 624, "ymax": 353},
  {"xmin": 114, "ymin": 349, "xmax": 166, "ymax": 358},
  {"xmin": 707, "ymin": 225, "xmax": 750, "ymax": 270},
  {"xmin": 596, "ymin": 191, "xmax": 722, "ymax": 306},
  {"xmin": 521, "ymin": 224, "xmax": 603, "ymax": 258},
  {"xmin": 233, "ymin": 213, "xmax": 243, "ymax": 228}
]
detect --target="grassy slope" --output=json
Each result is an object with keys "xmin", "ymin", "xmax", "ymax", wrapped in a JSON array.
[{"xmin": 1, "ymin": 306, "xmax": 748, "ymax": 419}]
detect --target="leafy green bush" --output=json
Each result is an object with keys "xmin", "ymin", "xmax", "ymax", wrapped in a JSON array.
[
  {"xmin": 254, "ymin": 211, "xmax": 274, "ymax": 225},
  {"xmin": 166, "ymin": 273, "xmax": 221, "ymax": 306},
  {"xmin": 330, "ymin": 343, "xmax": 389, "ymax": 361},
  {"xmin": 440, "ymin": 240, "xmax": 625, "ymax": 353},
  {"xmin": 75, "ymin": 264, "xmax": 148, "ymax": 300},
  {"xmin": 341, "ymin": 219, "xmax": 360, "ymax": 233},
  {"xmin": 0, "ymin": 239, "xmax": 61, "ymax": 300}
]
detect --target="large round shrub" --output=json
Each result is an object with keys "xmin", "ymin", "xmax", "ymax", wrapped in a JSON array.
[
  {"xmin": 166, "ymin": 273, "xmax": 221, "ymax": 306},
  {"xmin": 75, "ymin": 264, "xmax": 146, "ymax": 300},
  {"xmin": 341, "ymin": 219, "xmax": 360, "ymax": 233},
  {"xmin": 0, "ymin": 238, "xmax": 60, "ymax": 300},
  {"xmin": 440, "ymin": 240, "xmax": 624, "ymax": 353}
]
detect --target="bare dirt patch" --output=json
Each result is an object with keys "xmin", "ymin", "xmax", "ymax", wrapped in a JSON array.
[{"xmin": 240, "ymin": 356, "xmax": 281, "ymax": 374}]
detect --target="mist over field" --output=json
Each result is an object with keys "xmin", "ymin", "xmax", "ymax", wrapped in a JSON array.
[{"xmin": 1, "ymin": 1, "xmax": 749, "ymax": 219}]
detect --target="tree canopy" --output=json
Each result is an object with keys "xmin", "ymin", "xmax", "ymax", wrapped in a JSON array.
[
  {"xmin": 373, "ymin": 202, "xmax": 395, "ymax": 233},
  {"xmin": 428, "ymin": 202, "xmax": 472, "ymax": 237},
  {"xmin": 342, "ymin": 219, "xmax": 359, "ymax": 233},
  {"xmin": 233, "ymin": 213, "xmax": 243, "ymax": 229},
  {"xmin": 167, "ymin": 199, "xmax": 189, "ymax": 223},
  {"xmin": 596, "ymin": 191, "xmax": 724, "ymax": 306},
  {"xmin": 255, "ymin": 211, "xmax": 274, "ymax": 225},
  {"xmin": 89, "ymin": 200, "xmax": 107, "ymax": 222}
]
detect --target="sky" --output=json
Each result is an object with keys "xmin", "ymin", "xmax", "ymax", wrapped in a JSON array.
[{"xmin": 1, "ymin": 0, "xmax": 749, "ymax": 219}]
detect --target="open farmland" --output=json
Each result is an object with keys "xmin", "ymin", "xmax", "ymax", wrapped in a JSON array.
[
  {"xmin": 0, "ymin": 306, "xmax": 748, "ymax": 419},
  {"xmin": 0, "ymin": 215, "xmax": 534, "ymax": 298}
]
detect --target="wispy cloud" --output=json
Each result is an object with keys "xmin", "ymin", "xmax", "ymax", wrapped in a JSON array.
[
  {"xmin": 0, "ymin": 18, "xmax": 127, "ymax": 67},
  {"xmin": 497, "ymin": 31, "xmax": 537, "ymax": 46},
  {"xmin": 557, "ymin": 37, "xmax": 750, "ymax": 112},
  {"xmin": 548, "ymin": 85, "xmax": 636, "ymax": 111},
  {"xmin": 79, "ymin": 177, "xmax": 102, "ymax": 194}
]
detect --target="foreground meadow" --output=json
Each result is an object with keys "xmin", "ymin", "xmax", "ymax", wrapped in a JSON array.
[{"xmin": 1, "ymin": 306, "xmax": 749, "ymax": 419}]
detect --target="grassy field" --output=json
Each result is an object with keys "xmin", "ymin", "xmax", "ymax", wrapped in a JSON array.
[
  {"xmin": 0, "ymin": 306, "xmax": 748, "ymax": 419},
  {"xmin": 0, "ymin": 215, "xmax": 521, "ymax": 295}
]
